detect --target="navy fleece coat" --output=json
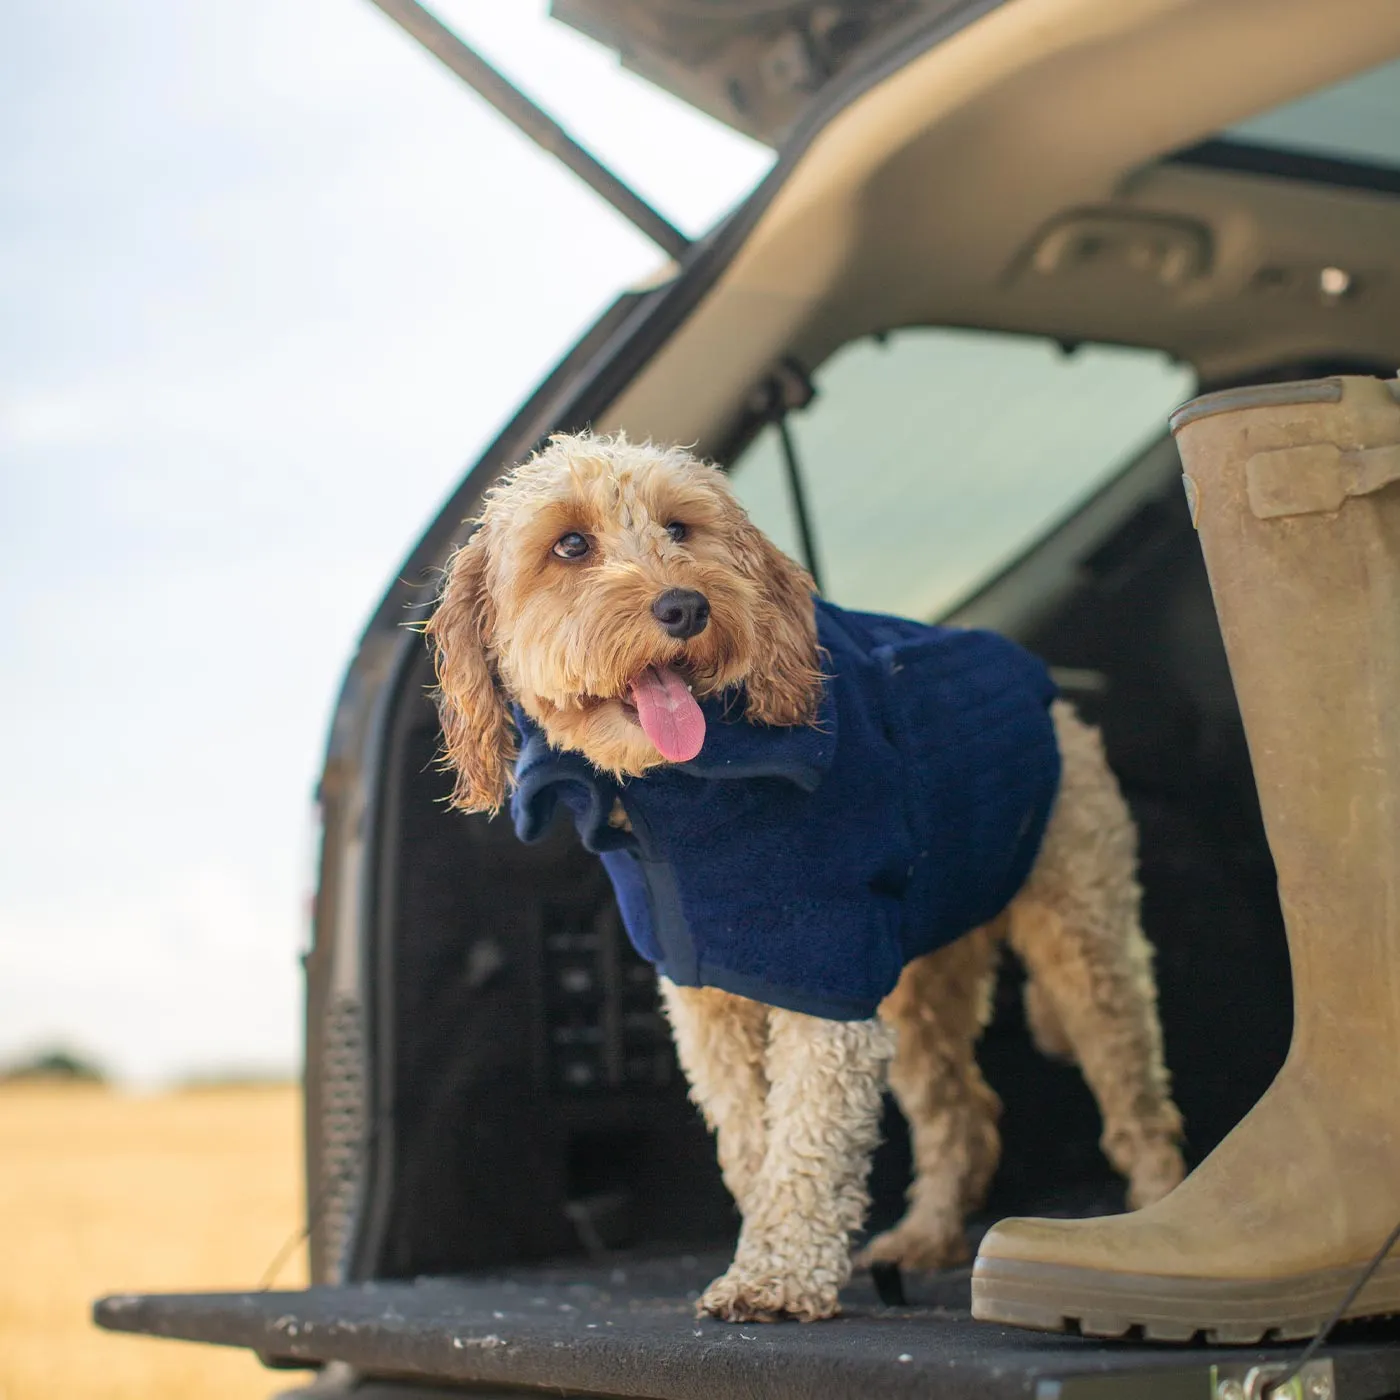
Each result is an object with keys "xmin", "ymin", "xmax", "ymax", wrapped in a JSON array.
[{"xmin": 511, "ymin": 598, "xmax": 1061, "ymax": 1021}]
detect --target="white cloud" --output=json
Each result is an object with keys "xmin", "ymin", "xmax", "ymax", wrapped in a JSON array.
[
  {"xmin": 0, "ymin": 386, "xmax": 111, "ymax": 449},
  {"xmin": 0, "ymin": 0, "xmax": 768, "ymax": 1082}
]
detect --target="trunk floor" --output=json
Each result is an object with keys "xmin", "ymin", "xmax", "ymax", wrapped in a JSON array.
[{"xmin": 95, "ymin": 1253, "xmax": 1400, "ymax": 1399}]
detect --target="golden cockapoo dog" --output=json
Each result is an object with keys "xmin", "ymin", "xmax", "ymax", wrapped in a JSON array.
[{"xmin": 426, "ymin": 432, "xmax": 1185, "ymax": 1324}]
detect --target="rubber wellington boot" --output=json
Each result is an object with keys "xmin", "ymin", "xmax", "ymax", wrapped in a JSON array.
[{"xmin": 972, "ymin": 375, "xmax": 1400, "ymax": 1343}]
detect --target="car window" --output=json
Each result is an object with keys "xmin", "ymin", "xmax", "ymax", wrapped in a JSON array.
[
  {"xmin": 727, "ymin": 328, "xmax": 1192, "ymax": 620},
  {"xmin": 1224, "ymin": 56, "xmax": 1400, "ymax": 170}
]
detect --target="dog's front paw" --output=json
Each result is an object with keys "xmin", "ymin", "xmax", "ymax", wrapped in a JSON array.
[
  {"xmin": 698, "ymin": 1267, "xmax": 841, "ymax": 1323},
  {"xmin": 856, "ymin": 1220, "xmax": 970, "ymax": 1273}
]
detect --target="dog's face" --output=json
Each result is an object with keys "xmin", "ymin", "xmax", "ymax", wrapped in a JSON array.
[{"xmin": 425, "ymin": 433, "xmax": 823, "ymax": 813}]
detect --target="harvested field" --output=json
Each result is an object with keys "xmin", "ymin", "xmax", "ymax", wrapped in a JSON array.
[{"xmin": 0, "ymin": 1082, "xmax": 311, "ymax": 1400}]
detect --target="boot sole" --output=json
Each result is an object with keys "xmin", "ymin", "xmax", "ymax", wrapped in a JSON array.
[{"xmin": 972, "ymin": 1255, "xmax": 1400, "ymax": 1343}]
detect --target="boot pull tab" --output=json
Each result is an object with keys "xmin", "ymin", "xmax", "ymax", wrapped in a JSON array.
[{"xmin": 1245, "ymin": 440, "xmax": 1400, "ymax": 520}]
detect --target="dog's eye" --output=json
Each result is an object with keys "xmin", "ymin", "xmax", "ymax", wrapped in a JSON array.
[
  {"xmin": 665, "ymin": 522, "xmax": 688, "ymax": 543},
  {"xmin": 552, "ymin": 532, "xmax": 590, "ymax": 560}
]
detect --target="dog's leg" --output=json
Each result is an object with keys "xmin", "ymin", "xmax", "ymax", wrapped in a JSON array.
[
  {"xmin": 1008, "ymin": 703, "xmax": 1185, "ymax": 1208},
  {"xmin": 858, "ymin": 926, "xmax": 1003, "ymax": 1271},
  {"xmin": 699, "ymin": 1010, "xmax": 895, "ymax": 1323},
  {"xmin": 659, "ymin": 980, "xmax": 770, "ymax": 1216}
]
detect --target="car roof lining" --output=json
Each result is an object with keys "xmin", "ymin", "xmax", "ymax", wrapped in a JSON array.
[{"xmin": 596, "ymin": 0, "xmax": 1400, "ymax": 454}]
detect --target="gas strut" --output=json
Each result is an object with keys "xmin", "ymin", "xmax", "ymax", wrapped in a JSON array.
[{"xmin": 365, "ymin": 0, "xmax": 693, "ymax": 263}]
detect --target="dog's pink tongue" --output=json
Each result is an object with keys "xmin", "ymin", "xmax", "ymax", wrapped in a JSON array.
[{"xmin": 630, "ymin": 666, "xmax": 706, "ymax": 762}]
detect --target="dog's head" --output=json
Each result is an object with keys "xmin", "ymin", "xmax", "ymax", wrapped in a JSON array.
[{"xmin": 425, "ymin": 432, "xmax": 822, "ymax": 813}]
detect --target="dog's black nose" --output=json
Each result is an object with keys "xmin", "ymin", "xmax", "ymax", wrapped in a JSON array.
[{"xmin": 652, "ymin": 588, "xmax": 710, "ymax": 639}]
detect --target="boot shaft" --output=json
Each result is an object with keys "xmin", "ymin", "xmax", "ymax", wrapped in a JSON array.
[{"xmin": 1171, "ymin": 376, "xmax": 1400, "ymax": 1071}]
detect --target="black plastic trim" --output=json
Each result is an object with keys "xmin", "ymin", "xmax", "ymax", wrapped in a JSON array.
[
  {"xmin": 1169, "ymin": 138, "xmax": 1400, "ymax": 197},
  {"xmin": 93, "ymin": 1263, "xmax": 1400, "ymax": 1400}
]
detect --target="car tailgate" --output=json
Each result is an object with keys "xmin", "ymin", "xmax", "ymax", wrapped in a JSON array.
[{"xmin": 94, "ymin": 1254, "xmax": 1400, "ymax": 1400}]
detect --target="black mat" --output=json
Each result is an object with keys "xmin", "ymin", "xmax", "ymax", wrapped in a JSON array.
[{"xmin": 94, "ymin": 1255, "xmax": 1400, "ymax": 1400}]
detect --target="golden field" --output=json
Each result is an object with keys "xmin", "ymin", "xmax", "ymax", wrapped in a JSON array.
[{"xmin": 0, "ymin": 1082, "xmax": 313, "ymax": 1400}]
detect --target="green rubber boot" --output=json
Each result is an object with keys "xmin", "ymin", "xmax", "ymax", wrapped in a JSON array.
[{"xmin": 972, "ymin": 375, "xmax": 1400, "ymax": 1343}]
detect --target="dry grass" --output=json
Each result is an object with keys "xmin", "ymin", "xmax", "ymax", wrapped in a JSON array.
[{"xmin": 0, "ymin": 1082, "xmax": 312, "ymax": 1400}]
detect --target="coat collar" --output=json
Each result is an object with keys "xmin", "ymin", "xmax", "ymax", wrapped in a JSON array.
[
  {"xmin": 666, "ymin": 683, "xmax": 836, "ymax": 793},
  {"xmin": 512, "ymin": 678, "xmax": 837, "ymax": 798}
]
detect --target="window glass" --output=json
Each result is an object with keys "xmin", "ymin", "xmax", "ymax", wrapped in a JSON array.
[
  {"xmin": 728, "ymin": 328, "xmax": 1192, "ymax": 620},
  {"xmin": 1223, "ymin": 57, "xmax": 1400, "ymax": 169}
]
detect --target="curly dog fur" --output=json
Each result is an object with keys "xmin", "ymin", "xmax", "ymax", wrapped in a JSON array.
[{"xmin": 427, "ymin": 431, "xmax": 1185, "ymax": 1323}]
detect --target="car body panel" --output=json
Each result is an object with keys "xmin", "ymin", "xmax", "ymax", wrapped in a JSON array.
[{"xmin": 553, "ymin": 0, "xmax": 971, "ymax": 147}]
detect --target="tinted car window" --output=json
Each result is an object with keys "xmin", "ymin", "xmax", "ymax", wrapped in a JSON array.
[{"xmin": 729, "ymin": 328, "xmax": 1193, "ymax": 619}]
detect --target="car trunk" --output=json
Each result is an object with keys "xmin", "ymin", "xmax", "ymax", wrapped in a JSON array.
[
  {"xmin": 94, "ymin": 429, "xmax": 1400, "ymax": 1396},
  {"xmin": 94, "ymin": 0, "xmax": 1400, "ymax": 1392}
]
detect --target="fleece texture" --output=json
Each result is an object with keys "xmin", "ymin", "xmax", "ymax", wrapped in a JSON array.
[{"xmin": 511, "ymin": 598, "xmax": 1061, "ymax": 1020}]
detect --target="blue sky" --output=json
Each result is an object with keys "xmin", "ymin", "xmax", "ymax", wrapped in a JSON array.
[{"xmin": 0, "ymin": 0, "xmax": 768, "ymax": 1083}]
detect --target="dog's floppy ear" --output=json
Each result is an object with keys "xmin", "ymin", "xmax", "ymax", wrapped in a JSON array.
[
  {"xmin": 424, "ymin": 528, "xmax": 516, "ymax": 815},
  {"xmin": 730, "ymin": 515, "xmax": 824, "ymax": 727}
]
